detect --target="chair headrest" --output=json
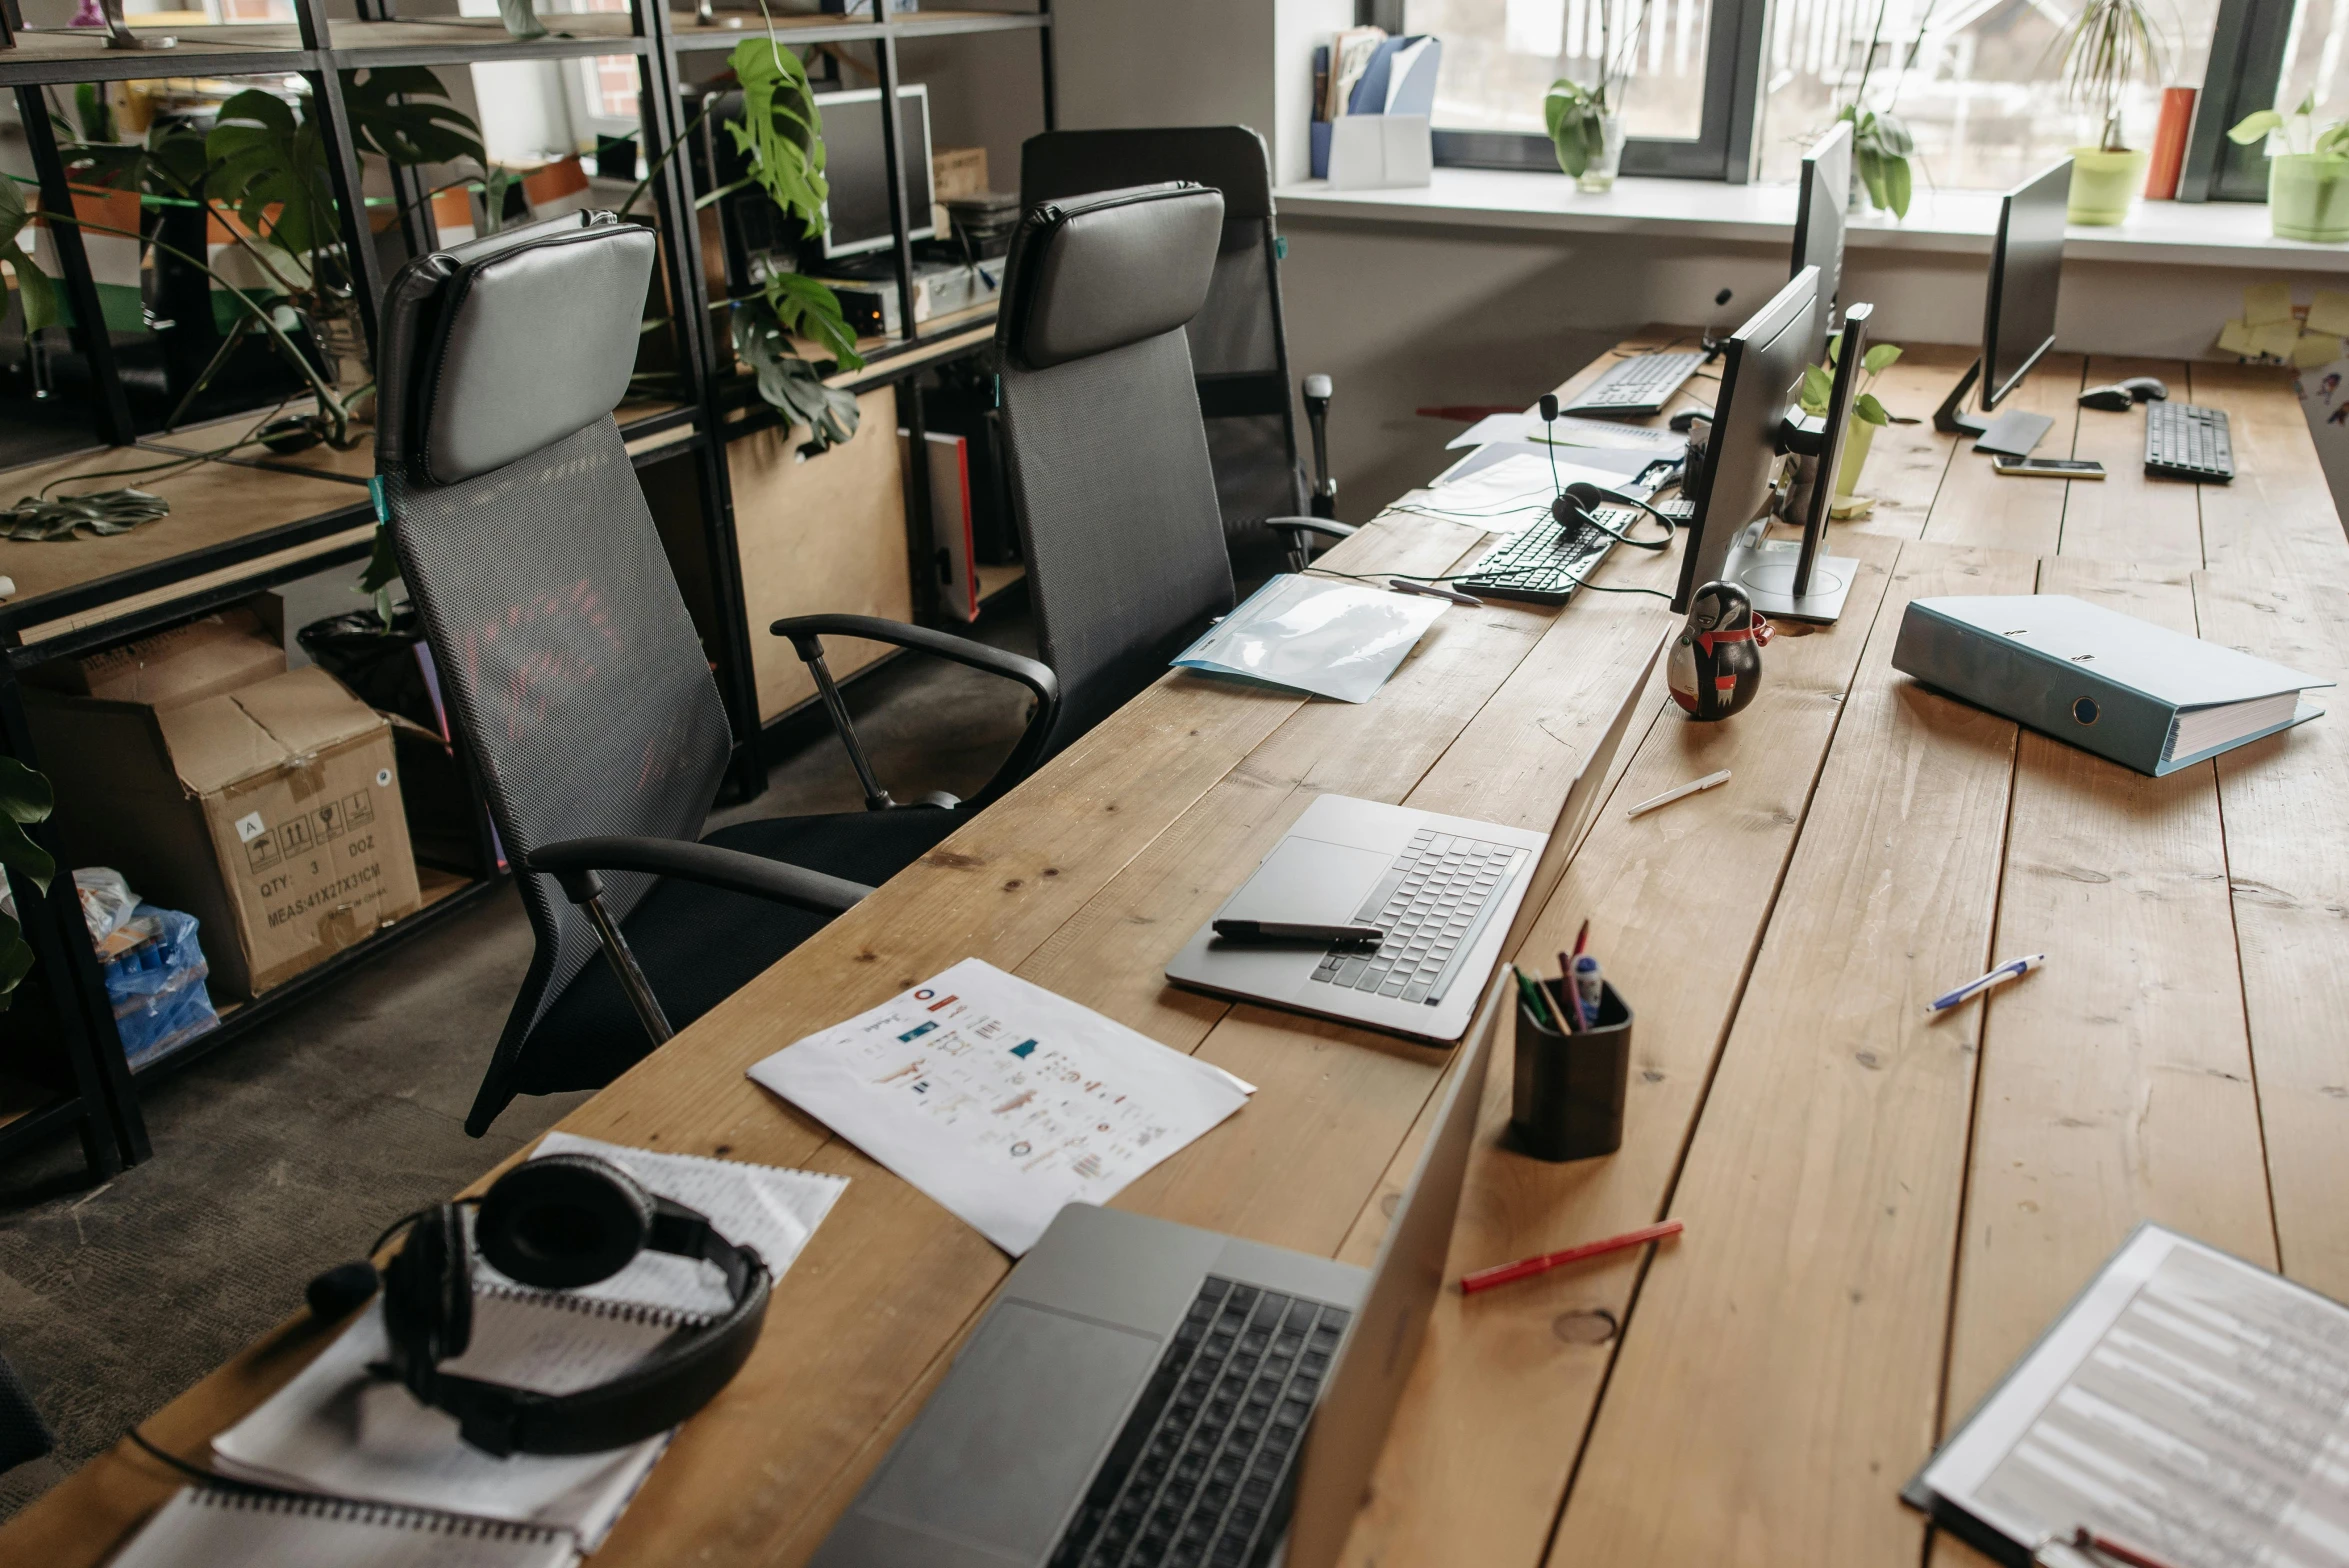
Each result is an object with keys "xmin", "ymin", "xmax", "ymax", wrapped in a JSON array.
[
  {"xmin": 376, "ymin": 212, "xmax": 656, "ymax": 487},
  {"xmin": 1021, "ymin": 127, "xmax": 1275, "ymax": 221},
  {"xmin": 996, "ymin": 184, "xmax": 1225, "ymax": 372}
]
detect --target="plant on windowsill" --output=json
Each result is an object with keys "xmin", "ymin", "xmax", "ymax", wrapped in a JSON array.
[
  {"xmin": 1834, "ymin": 0, "xmax": 1920, "ymax": 219},
  {"xmin": 1545, "ymin": 0, "xmax": 1653, "ymax": 194},
  {"xmin": 2057, "ymin": 0, "xmax": 2167, "ymax": 224},
  {"xmin": 1798, "ymin": 331, "xmax": 1901, "ymax": 515},
  {"xmin": 2229, "ymin": 96, "xmax": 2349, "ymax": 243}
]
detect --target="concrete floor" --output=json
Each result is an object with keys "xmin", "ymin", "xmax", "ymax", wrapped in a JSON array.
[{"xmin": 0, "ymin": 606, "xmax": 1037, "ymax": 1521}]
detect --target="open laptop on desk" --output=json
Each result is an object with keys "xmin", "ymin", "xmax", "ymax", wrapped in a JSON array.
[
  {"xmin": 1163, "ymin": 627, "xmax": 1667, "ymax": 1044},
  {"xmin": 808, "ymin": 968, "xmax": 1506, "ymax": 1568}
]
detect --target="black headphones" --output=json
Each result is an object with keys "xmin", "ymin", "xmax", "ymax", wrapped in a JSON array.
[
  {"xmin": 307, "ymin": 1153, "xmax": 770, "ymax": 1458},
  {"xmin": 1534, "ymin": 394, "xmax": 1678, "ymax": 551}
]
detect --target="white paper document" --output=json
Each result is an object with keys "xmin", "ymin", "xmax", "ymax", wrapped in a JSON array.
[
  {"xmin": 1172, "ymin": 573, "xmax": 1447, "ymax": 703},
  {"xmin": 1918, "ymin": 1224, "xmax": 2349, "ymax": 1568},
  {"xmin": 478, "ymin": 1131, "xmax": 847, "ymax": 1318},
  {"xmin": 211, "ymin": 1293, "xmax": 674, "ymax": 1549},
  {"xmin": 110, "ymin": 1488, "xmax": 581, "ymax": 1568},
  {"xmin": 1444, "ymin": 410, "xmax": 1687, "ymax": 454},
  {"xmin": 746, "ymin": 959, "xmax": 1254, "ymax": 1255}
]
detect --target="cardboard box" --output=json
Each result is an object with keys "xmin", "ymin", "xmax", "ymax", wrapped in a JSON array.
[
  {"xmin": 26, "ymin": 605, "xmax": 284, "ymax": 710},
  {"xmin": 29, "ymin": 666, "xmax": 422, "ymax": 1000},
  {"xmin": 933, "ymin": 146, "xmax": 989, "ymax": 201}
]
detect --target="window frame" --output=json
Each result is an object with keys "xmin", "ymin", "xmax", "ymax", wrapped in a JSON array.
[
  {"xmin": 1363, "ymin": 0, "xmax": 1770, "ymax": 183},
  {"xmin": 2177, "ymin": 0, "xmax": 2298, "ymax": 201}
]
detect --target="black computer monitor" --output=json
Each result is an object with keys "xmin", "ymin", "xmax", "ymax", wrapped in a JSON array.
[
  {"xmin": 1933, "ymin": 157, "xmax": 2071, "ymax": 455},
  {"xmin": 1675, "ymin": 266, "xmax": 1822, "ymax": 612},
  {"xmin": 811, "ymin": 85, "xmax": 936, "ymax": 260},
  {"xmin": 1791, "ymin": 121, "xmax": 1851, "ymax": 367}
]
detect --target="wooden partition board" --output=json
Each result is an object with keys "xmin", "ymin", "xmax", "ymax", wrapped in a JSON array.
[
  {"xmin": 9, "ymin": 332, "xmax": 2349, "ymax": 1568},
  {"xmin": 728, "ymin": 387, "xmax": 912, "ymax": 724}
]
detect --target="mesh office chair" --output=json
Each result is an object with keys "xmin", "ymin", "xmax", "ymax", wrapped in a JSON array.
[
  {"xmin": 1021, "ymin": 129, "xmax": 1347, "ymax": 585},
  {"xmin": 780, "ymin": 183, "xmax": 1347, "ymax": 768},
  {"xmin": 0, "ymin": 1350, "xmax": 54, "ymax": 1474},
  {"xmin": 378, "ymin": 212, "xmax": 1059, "ymax": 1134}
]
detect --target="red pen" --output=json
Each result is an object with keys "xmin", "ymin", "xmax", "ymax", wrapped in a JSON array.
[
  {"xmin": 1572, "ymin": 918, "xmax": 1591, "ymax": 960},
  {"xmin": 2068, "ymin": 1527, "xmax": 2185, "ymax": 1568},
  {"xmin": 1460, "ymin": 1219, "xmax": 1684, "ymax": 1295}
]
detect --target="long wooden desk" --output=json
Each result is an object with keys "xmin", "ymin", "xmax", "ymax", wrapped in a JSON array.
[{"xmin": 11, "ymin": 331, "xmax": 2349, "ymax": 1567}]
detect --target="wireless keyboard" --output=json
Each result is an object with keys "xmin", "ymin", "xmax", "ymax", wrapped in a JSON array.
[
  {"xmin": 2144, "ymin": 401, "xmax": 2234, "ymax": 482},
  {"xmin": 1563, "ymin": 350, "xmax": 1708, "ymax": 417},
  {"xmin": 1454, "ymin": 504, "xmax": 1635, "ymax": 605}
]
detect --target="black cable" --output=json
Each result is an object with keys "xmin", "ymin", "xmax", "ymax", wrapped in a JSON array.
[{"xmin": 127, "ymin": 1425, "xmax": 276, "ymax": 1495}]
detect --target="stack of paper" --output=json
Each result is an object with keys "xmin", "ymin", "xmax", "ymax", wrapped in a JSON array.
[
  {"xmin": 109, "ymin": 1489, "xmax": 581, "ymax": 1568},
  {"xmin": 1171, "ymin": 574, "xmax": 1448, "ymax": 703},
  {"xmin": 748, "ymin": 959, "xmax": 1254, "ymax": 1254}
]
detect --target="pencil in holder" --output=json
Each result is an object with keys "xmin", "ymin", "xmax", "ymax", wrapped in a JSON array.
[{"xmin": 1509, "ymin": 979, "xmax": 1631, "ymax": 1162}]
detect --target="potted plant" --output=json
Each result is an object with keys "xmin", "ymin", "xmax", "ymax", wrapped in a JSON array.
[
  {"xmin": 1831, "ymin": 0, "xmax": 1924, "ymax": 218},
  {"xmin": 1545, "ymin": 0, "xmax": 1652, "ymax": 194},
  {"xmin": 2058, "ymin": 0, "xmax": 2166, "ymax": 224},
  {"xmin": 1798, "ymin": 331, "xmax": 1902, "ymax": 510},
  {"xmin": 2229, "ymin": 96, "xmax": 2349, "ymax": 243}
]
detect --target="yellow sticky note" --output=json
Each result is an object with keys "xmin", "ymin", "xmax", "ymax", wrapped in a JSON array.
[
  {"xmin": 2217, "ymin": 318, "xmax": 2259, "ymax": 355},
  {"xmin": 2250, "ymin": 318, "xmax": 2304, "ymax": 359},
  {"xmin": 2308, "ymin": 290, "xmax": 2349, "ymax": 337},
  {"xmin": 2245, "ymin": 282, "xmax": 2295, "ymax": 325},
  {"xmin": 2294, "ymin": 332, "xmax": 2344, "ymax": 368}
]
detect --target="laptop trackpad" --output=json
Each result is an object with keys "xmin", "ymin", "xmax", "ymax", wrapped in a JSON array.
[
  {"xmin": 858, "ymin": 1301, "xmax": 1159, "ymax": 1560},
  {"xmin": 1221, "ymin": 837, "xmax": 1394, "ymax": 924}
]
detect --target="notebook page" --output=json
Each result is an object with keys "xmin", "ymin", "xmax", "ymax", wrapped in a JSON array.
[
  {"xmin": 211, "ymin": 1293, "xmax": 671, "ymax": 1546},
  {"xmin": 474, "ymin": 1131, "xmax": 847, "ymax": 1318},
  {"xmin": 110, "ymin": 1488, "xmax": 580, "ymax": 1568}
]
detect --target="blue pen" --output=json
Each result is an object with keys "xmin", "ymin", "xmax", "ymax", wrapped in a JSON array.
[
  {"xmin": 1572, "ymin": 953, "xmax": 1603, "ymax": 1029},
  {"xmin": 1924, "ymin": 953, "xmax": 2046, "ymax": 1016}
]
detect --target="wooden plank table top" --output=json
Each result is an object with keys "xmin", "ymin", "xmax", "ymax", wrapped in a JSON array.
[{"xmin": 10, "ymin": 329, "xmax": 2347, "ymax": 1568}]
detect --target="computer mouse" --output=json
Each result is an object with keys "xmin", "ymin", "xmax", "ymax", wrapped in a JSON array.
[
  {"xmin": 1668, "ymin": 407, "xmax": 1714, "ymax": 433},
  {"xmin": 2119, "ymin": 375, "xmax": 2169, "ymax": 402},
  {"xmin": 2078, "ymin": 384, "xmax": 2135, "ymax": 412}
]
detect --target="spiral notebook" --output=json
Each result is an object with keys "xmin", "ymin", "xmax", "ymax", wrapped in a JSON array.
[{"xmin": 109, "ymin": 1488, "xmax": 579, "ymax": 1568}]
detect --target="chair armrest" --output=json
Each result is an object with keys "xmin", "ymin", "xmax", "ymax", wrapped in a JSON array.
[
  {"xmin": 524, "ymin": 835, "xmax": 871, "ymax": 916},
  {"xmin": 768, "ymin": 614, "xmax": 1062, "ymax": 811},
  {"xmin": 1265, "ymin": 516, "xmax": 1356, "ymax": 543}
]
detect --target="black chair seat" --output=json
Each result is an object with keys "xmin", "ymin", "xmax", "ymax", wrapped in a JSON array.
[{"xmin": 523, "ymin": 809, "xmax": 963, "ymax": 1095}]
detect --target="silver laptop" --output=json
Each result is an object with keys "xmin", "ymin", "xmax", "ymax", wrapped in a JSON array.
[
  {"xmin": 809, "ymin": 971, "xmax": 1508, "ymax": 1568},
  {"xmin": 1164, "ymin": 627, "xmax": 1669, "ymax": 1043}
]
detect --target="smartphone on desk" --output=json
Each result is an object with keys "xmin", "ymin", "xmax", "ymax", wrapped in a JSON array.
[{"xmin": 1991, "ymin": 456, "xmax": 2105, "ymax": 480}]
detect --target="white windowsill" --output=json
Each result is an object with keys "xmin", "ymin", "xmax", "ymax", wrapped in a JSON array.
[{"xmin": 1274, "ymin": 168, "xmax": 2349, "ymax": 273}]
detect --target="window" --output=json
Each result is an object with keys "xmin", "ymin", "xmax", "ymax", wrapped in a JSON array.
[
  {"xmin": 1753, "ymin": 0, "xmax": 2221, "ymax": 192},
  {"xmin": 1376, "ymin": 0, "xmax": 1765, "ymax": 178},
  {"xmin": 2186, "ymin": 0, "xmax": 2349, "ymax": 198}
]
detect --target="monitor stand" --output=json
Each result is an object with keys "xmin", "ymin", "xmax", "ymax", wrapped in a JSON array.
[
  {"xmin": 1720, "ymin": 524, "xmax": 1859, "ymax": 625},
  {"xmin": 1932, "ymin": 356, "xmax": 2052, "ymax": 458}
]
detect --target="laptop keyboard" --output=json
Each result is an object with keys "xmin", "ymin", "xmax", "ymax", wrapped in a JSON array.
[
  {"xmin": 1049, "ymin": 1276, "xmax": 1349, "ymax": 1568},
  {"xmin": 1564, "ymin": 349, "xmax": 1707, "ymax": 415},
  {"xmin": 1307, "ymin": 828, "xmax": 1526, "ymax": 1006},
  {"xmin": 2144, "ymin": 400, "xmax": 2234, "ymax": 482}
]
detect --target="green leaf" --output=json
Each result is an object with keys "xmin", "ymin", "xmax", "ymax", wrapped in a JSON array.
[
  {"xmin": 0, "ymin": 910, "xmax": 33, "ymax": 1009},
  {"xmin": 1857, "ymin": 148, "xmax": 1892, "ymax": 212},
  {"xmin": 341, "ymin": 68, "xmax": 484, "ymax": 169},
  {"xmin": 1853, "ymin": 391, "xmax": 1891, "ymax": 425},
  {"xmin": 727, "ymin": 36, "xmax": 830, "ymax": 239},
  {"xmin": 763, "ymin": 269, "xmax": 864, "ymax": 371},
  {"xmin": 0, "ymin": 814, "xmax": 55, "ymax": 898},
  {"xmin": 1552, "ymin": 116, "xmax": 1590, "ymax": 177},
  {"xmin": 1861, "ymin": 342, "xmax": 1903, "ymax": 372},
  {"xmin": 496, "ymin": 0, "xmax": 548, "ymax": 40},
  {"xmin": 1799, "ymin": 363, "xmax": 1833, "ymax": 413},
  {"xmin": 74, "ymin": 82, "xmax": 116, "ymax": 145},
  {"xmin": 732, "ymin": 299, "xmax": 860, "ymax": 451},
  {"xmin": 0, "ymin": 180, "xmax": 59, "ymax": 333},
  {"xmin": 1881, "ymin": 153, "xmax": 1913, "ymax": 218},
  {"xmin": 208, "ymin": 89, "xmax": 340, "ymax": 263},
  {"xmin": 2230, "ymin": 109, "xmax": 2286, "ymax": 145},
  {"xmin": 479, "ymin": 166, "xmax": 519, "ymax": 236},
  {"xmin": 0, "ymin": 757, "xmax": 54, "ymax": 826}
]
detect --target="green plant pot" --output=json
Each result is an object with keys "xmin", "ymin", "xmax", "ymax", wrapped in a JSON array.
[
  {"xmin": 2269, "ymin": 154, "xmax": 2349, "ymax": 242},
  {"xmin": 1835, "ymin": 415, "xmax": 1878, "ymax": 500},
  {"xmin": 2066, "ymin": 147, "xmax": 2148, "ymax": 225}
]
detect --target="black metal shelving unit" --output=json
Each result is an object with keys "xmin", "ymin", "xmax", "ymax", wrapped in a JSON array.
[{"xmin": 0, "ymin": 0, "xmax": 1053, "ymax": 1178}]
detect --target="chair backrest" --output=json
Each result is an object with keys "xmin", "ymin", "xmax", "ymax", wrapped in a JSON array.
[
  {"xmin": 1021, "ymin": 129, "xmax": 1304, "ymax": 545},
  {"xmin": 378, "ymin": 212, "xmax": 736, "ymax": 1133},
  {"xmin": 995, "ymin": 183, "xmax": 1237, "ymax": 746}
]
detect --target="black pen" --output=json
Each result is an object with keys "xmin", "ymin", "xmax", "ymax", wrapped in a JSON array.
[{"xmin": 1212, "ymin": 920, "xmax": 1386, "ymax": 946}]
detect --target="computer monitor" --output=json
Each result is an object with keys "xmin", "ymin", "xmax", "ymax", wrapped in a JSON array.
[
  {"xmin": 1674, "ymin": 266, "xmax": 1822, "ymax": 613},
  {"xmin": 810, "ymin": 84, "xmax": 936, "ymax": 260},
  {"xmin": 1791, "ymin": 120, "xmax": 1851, "ymax": 367},
  {"xmin": 1932, "ymin": 157, "xmax": 2071, "ymax": 456}
]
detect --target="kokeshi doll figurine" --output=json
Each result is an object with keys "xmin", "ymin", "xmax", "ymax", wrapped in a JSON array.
[{"xmin": 1668, "ymin": 580, "xmax": 1768, "ymax": 721}]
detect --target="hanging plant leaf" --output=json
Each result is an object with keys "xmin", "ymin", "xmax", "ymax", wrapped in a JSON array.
[
  {"xmin": 0, "ymin": 178, "xmax": 60, "ymax": 334},
  {"xmin": 1853, "ymin": 392, "xmax": 1891, "ymax": 426},
  {"xmin": 207, "ymin": 88, "xmax": 339, "ymax": 262},
  {"xmin": 762, "ymin": 269, "xmax": 864, "ymax": 371},
  {"xmin": 734, "ymin": 301, "xmax": 859, "ymax": 451},
  {"xmin": 1860, "ymin": 342, "xmax": 1903, "ymax": 373},
  {"xmin": 341, "ymin": 68, "xmax": 485, "ymax": 168},
  {"xmin": 0, "ymin": 756, "xmax": 56, "ymax": 900},
  {"xmin": 728, "ymin": 36, "xmax": 829, "ymax": 237}
]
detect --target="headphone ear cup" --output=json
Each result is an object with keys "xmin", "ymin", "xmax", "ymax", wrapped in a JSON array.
[
  {"xmin": 476, "ymin": 1154, "xmax": 654, "ymax": 1291},
  {"xmin": 382, "ymin": 1205, "xmax": 472, "ymax": 1371}
]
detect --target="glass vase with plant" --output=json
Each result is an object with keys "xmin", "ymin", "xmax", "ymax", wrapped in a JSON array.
[
  {"xmin": 1834, "ymin": 0, "xmax": 1923, "ymax": 219},
  {"xmin": 1798, "ymin": 331, "xmax": 1902, "ymax": 508},
  {"xmin": 2057, "ymin": 0, "xmax": 2166, "ymax": 224},
  {"xmin": 1545, "ymin": 0, "xmax": 1653, "ymax": 194},
  {"xmin": 2230, "ymin": 96, "xmax": 2349, "ymax": 243}
]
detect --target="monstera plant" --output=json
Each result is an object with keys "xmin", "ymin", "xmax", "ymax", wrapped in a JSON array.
[{"xmin": 0, "ymin": 757, "xmax": 57, "ymax": 1010}]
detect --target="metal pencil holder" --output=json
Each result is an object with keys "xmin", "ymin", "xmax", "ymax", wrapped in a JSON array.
[{"xmin": 1509, "ymin": 979, "xmax": 1631, "ymax": 1162}]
